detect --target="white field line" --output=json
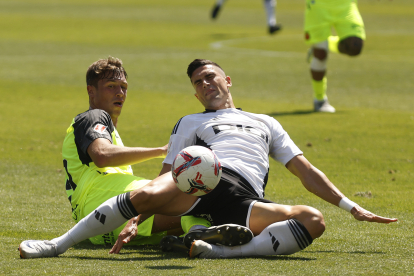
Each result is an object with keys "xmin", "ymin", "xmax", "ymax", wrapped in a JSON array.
[{"xmin": 210, "ymin": 35, "xmax": 303, "ymax": 58}]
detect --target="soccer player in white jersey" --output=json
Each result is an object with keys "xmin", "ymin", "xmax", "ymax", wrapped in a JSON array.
[
  {"xmin": 19, "ymin": 59, "xmax": 397, "ymax": 259},
  {"xmin": 211, "ymin": 0, "xmax": 282, "ymax": 34}
]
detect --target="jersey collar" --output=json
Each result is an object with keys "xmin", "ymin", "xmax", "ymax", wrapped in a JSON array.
[{"xmin": 203, "ymin": 108, "xmax": 242, "ymax": 113}]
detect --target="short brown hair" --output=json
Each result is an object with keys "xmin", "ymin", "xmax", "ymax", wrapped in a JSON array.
[
  {"xmin": 187, "ymin": 59, "xmax": 224, "ymax": 79},
  {"xmin": 86, "ymin": 57, "xmax": 127, "ymax": 87}
]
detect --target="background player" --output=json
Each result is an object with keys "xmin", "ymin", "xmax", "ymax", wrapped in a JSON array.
[
  {"xmin": 305, "ymin": 0, "xmax": 365, "ymax": 112},
  {"xmin": 211, "ymin": 0, "xmax": 282, "ymax": 34},
  {"xmin": 19, "ymin": 59, "xmax": 396, "ymax": 259}
]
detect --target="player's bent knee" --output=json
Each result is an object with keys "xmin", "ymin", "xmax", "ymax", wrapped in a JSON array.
[
  {"xmin": 313, "ymin": 48, "xmax": 328, "ymax": 60},
  {"xmin": 339, "ymin": 37, "xmax": 363, "ymax": 56},
  {"xmin": 309, "ymin": 208, "xmax": 325, "ymax": 239},
  {"xmin": 293, "ymin": 205, "xmax": 325, "ymax": 239},
  {"xmin": 129, "ymin": 188, "xmax": 153, "ymax": 213}
]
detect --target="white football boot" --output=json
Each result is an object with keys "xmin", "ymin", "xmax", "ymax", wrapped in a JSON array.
[
  {"xmin": 19, "ymin": 240, "xmax": 58, "ymax": 259},
  {"xmin": 189, "ymin": 240, "xmax": 224, "ymax": 259},
  {"xmin": 314, "ymin": 99, "xmax": 336, "ymax": 113}
]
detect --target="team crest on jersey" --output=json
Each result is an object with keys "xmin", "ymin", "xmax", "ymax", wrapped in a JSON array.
[{"xmin": 93, "ymin": 124, "xmax": 107, "ymax": 134}]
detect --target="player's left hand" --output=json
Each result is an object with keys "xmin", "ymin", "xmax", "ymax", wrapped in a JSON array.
[
  {"xmin": 351, "ymin": 205, "xmax": 398, "ymax": 223},
  {"xmin": 109, "ymin": 217, "xmax": 139, "ymax": 254},
  {"xmin": 160, "ymin": 144, "xmax": 168, "ymax": 158}
]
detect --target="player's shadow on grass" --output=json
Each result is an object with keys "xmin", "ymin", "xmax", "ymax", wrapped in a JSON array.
[
  {"xmin": 304, "ymin": 250, "xmax": 386, "ymax": 254},
  {"xmin": 146, "ymin": 265, "xmax": 193, "ymax": 270},
  {"xmin": 71, "ymin": 243, "xmax": 316, "ymax": 261}
]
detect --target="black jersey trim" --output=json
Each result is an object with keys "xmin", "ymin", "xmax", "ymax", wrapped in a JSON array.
[
  {"xmin": 204, "ymin": 108, "xmax": 242, "ymax": 113},
  {"xmin": 171, "ymin": 117, "xmax": 184, "ymax": 135},
  {"xmin": 195, "ymin": 135, "xmax": 210, "ymax": 149}
]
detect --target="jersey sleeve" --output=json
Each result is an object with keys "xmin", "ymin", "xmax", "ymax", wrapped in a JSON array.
[
  {"xmin": 163, "ymin": 116, "xmax": 197, "ymax": 165},
  {"xmin": 73, "ymin": 109, "xmax": 114, "ymax": 156},
  {"xmin": 268, "ymin": 118, "xmax": 303, "ymax": 165}
]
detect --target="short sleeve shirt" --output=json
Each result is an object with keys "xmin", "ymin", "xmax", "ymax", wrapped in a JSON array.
[{"xmin": 163, "ymin": 108, "xmax": 302, "ymax": 198}]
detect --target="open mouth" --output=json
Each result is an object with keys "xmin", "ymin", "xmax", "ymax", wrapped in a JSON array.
[{"xmin": 114, "ymin": 101, "xmax": 123, "ymax": 107}]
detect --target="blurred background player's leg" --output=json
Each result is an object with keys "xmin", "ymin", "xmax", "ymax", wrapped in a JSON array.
[
  {"xmin": 211, "ymin": 0, "xmax": 226, "ymax": 19},
  {"xmin": 310, "ymin": 41, "xmax": 336, "ymax": 113},
  {"xmin": 264, "ymin": 0, "xmax": 281, "ymax": 34},
  {"xmin": 305, "ymin": 0, "xmax": 365, "ymax": 113},
  {"xmin": 304, "ymin": 0, "xmax": 336, "ymax": 113},
  {"xmin": 334, "ymin": 0, "xmax": 365, "ymax": 57},
  {"xmin": 212, "ymin": 0, "xmax": 282, "ymax": 35}
]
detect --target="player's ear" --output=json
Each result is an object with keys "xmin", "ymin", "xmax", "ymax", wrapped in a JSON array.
[
  {"xmin": 225, "ymin": 76, "xmax": 232, "ymax": 87},
  {"xmin": 194, "ymin": 93, "xmax": 199, "ymax": 100},
  {"xmin": 87, "ymin": 85, "xmax": 96, "ymax": 97}
]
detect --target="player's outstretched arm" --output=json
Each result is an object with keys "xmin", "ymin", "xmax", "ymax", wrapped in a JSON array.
[
  {"xmin": 88, "ymin": 138, "xmax": 168, "ymax": 168},
  {"xmin": 286, "ymin": 155, "xmax": 397, "ymax": 224}
]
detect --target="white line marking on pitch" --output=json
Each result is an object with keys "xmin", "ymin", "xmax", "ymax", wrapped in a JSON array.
[{"xmin": 210, "ymin": 35, "xmax": 303, "ymax": 58}]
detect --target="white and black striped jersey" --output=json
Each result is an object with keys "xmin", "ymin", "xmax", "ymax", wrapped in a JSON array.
[{"xmin": 163, "ymin": 108, "xmax": 302, "ymax": 198}]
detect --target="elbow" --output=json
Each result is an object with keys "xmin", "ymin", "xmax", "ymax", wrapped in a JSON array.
[{"xmin": 92, "ymin": 154, "xmax": 111, "ymax": 168}]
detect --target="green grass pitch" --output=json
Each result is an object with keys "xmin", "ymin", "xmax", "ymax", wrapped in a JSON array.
[{"xmin": 1, "ymin": 0, "xmax": 413, "ymax": 275}]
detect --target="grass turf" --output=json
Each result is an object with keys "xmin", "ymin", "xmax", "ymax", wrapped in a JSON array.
[{"xmin": 1, "ymin": 0, "xmax": 413, "ymax": 275}]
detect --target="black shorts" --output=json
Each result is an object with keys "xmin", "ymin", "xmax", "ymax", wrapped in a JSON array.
[{"xmin": 182, "ymin": 167, "xmax": 274, "ymax": 227}]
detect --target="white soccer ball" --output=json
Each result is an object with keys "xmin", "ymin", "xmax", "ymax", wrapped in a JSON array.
[{"xmin": 172, "ymin": 145, "xmax": 222, "ymax": 196}]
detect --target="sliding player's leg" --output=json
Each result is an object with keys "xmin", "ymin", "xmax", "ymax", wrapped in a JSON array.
[
  {"xmin": 80, "ymin": 174, "xmax": 158, "ymax": 245},
  {"xmin": 159, "ymin": 216, "xmax": 213, "ymax": 253},
  {"xmin": 190, "ymin": 202, "xmax": 325, "ymax": 258},
  {"xmin": 19, "ymin": 172, "xmax": 197, "ymax": 258}
]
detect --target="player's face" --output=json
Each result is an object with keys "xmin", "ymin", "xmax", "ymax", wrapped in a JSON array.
[
  {"xmin": 87, "ymin": 73, "xmax": 128, "ymax": 123},
  {"xmin": 191, "ymin": 65, "xmax": 233, "ymax": 110}
]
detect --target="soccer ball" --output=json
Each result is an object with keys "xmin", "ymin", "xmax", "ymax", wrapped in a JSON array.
[{"xmin": 172, "ymin": 145, "xmax": 222, "ymax": 196}]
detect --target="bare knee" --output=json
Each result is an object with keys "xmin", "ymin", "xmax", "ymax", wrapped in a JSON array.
[
  {"xmin": 338, "ymin": 37, "xmax": 363, "ymax": 56},
  {"xmin": 307, "ymin": 207, "xmax": 325, "ymax": 239},
  {"xmin": 130, "ymin": 187, "xmax": 153, "ymax": 213},
  {"xmin": 313, "ymin": 48, "xmax": 328, "ymax": 60},
  {"xmin": 249, "ymin": 203, "xmax": 325, "ymax": 238},
  {"xmin": 129, "ymin": 178, "xmax": 169, "ymax": 213},
  {"xmin": 292, "ymin": 206, "xmax": 325, "ymax": 239}
]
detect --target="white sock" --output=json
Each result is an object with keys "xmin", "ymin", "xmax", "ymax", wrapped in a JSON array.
[
  {"xmin": 263, "ymin": 0, "xmax": 277, "ymax": 26},
  {"xmin": 51, "ymin": 192, "xmax": 138, "ymax": 255},
  {"xmin": 216, "ymin": 0, "xmax": 226, "ymax": 6},
  {"xmin": 220, "ymin": 219, "xmax": 313, "ymax": 257}
]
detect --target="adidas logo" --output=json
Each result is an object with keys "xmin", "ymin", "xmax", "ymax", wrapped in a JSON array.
[
  {"xmin": 269, "ymin": 232, "xmax": 280, "ymax": 252},
  {"xmin": 94, "ymin": 210, "xmax": 106, "ymax": 225}
]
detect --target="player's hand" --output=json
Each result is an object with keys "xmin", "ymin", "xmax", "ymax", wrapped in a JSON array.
[
  {"xmin": 160, "ymin": 144, "xmax": 168, "ymax": 158},
  {"xmin": 109, "ymin": 217, "xmax": 139, "ymax": 254},
  {"xmin": 351, "ymin": 205, "xmax": 398, "ymax": 223}
]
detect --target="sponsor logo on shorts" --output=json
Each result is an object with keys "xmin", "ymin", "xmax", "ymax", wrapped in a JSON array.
[{"xmin": 102, "ymin": 232, "xmax": 115, "ymax": 245}]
